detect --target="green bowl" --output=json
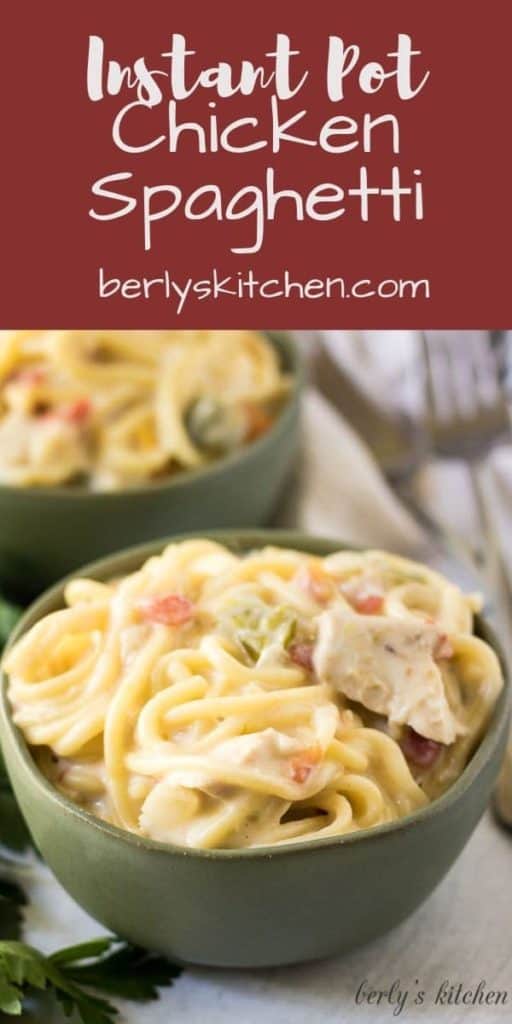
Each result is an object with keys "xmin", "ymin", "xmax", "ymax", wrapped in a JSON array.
[
  {"xmin": 0, "ymin": 335, "xmax": 302, "ymax": 599},
  {"xmin": 0, "ymin": 530, "xmax": 509, "ymax": 968}
]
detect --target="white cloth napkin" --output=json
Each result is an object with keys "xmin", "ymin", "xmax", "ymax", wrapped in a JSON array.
[
  {"xmin": 14, "ymin": 386, "xmax": 512, "ymax": 1024},
  {"xmin": 276, "ymin": 389, "xmax": 426, "ymax": 551},
  {"xmin": 319, "ymin": 330, "xmax": 425, "ymax": 417}
]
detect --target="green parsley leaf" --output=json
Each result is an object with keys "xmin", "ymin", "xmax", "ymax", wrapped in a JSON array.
[
  {"xmin": 0, "ymin": 937, "xmax": 182, "ymax": 1022},
  {"xmin": 60, "ymin": 941, "xmax": 182, "ymax": 1000}
]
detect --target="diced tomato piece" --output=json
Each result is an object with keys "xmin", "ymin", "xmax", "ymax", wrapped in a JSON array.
[
  {"xmin": 295, "ymin": 565, "xmax": 332, "ymax": 604},
  {"xmin": 434, "ymin": 634, "xmax": 454, "ymax": 660},
  {"xmin": 290, "ymin": 746, "xmax": 322, "ymax": 784},
  {"xmin": 290, "ymin": 761, "xmax": 312, "ymax": 784},
  {"xmin": 353, "ymin": 592, "xmax": 384, "ymax": 614},
  {"xmin": 340, "ymin": 579, "xmax": 384, "ymax": 615},
  {"xmin": 59, "ymin": 398, "xmax": 92, "ymax": 425},
  {"xmin": 13, "ymin": 368, "xmax": 46, "ymax": 386},
  {"xmin": 137, "ymin": 593, "xmax": 194, "ymax": 626},
  {"xmin": 243, "ymin": 402, "xmax": 273, "ymax": 441},
  {"xmin": 400, "ymin": 727, "xmax": 443, "ymax": 768},
  {"xmin": 288, "ymin": 642, "xmax": 314, "ymax": 671}
]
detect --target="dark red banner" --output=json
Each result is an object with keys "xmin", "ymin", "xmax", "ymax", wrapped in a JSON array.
[{"xmin": 1, "ymin": 1, "xmax": 510, "ymax": 326}]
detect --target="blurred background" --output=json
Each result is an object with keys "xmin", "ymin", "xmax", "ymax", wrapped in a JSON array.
[
  {"xmin": 283, "ymin": 330, "xmax": 512, "ymax": 828},
  {"xmin": 286, "ymin": 331, "xmax": 512, "ymax": 625}
]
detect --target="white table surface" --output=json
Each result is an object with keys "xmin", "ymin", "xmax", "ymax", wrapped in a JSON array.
[{"xmin": 15, "ymin": 387, "xmax": 512, "ymax": 1023}]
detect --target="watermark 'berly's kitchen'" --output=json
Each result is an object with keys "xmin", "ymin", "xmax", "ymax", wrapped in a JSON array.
[{"xmin": 355, "ymin": 979, "xmax": 509, "ymax": 1016}]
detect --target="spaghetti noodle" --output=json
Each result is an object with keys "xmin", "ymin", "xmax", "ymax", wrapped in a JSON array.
[
  {"xmin": 0, "ymin": 331, "xmax": 288, "ymax": 489},
  {"xmin": 5, "ymin": 542, "xmax": 503, "ymax": 849}
]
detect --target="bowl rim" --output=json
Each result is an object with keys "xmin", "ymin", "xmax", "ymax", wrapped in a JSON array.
[
  {"xmin": 0, "ymin": 333, "xmax": 302, "ymax": 502},
  {"xmin": 1, "ymin": 528, "xmax": 510, "ymax": 861}
]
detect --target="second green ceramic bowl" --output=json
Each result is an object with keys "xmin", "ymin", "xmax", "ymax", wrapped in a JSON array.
[
  {"xmin": 0, "ymin": 334, "xmax": 302, "ymax": 599},
  {"xmin": 0, "ymin": 530, "xmax": 509, "ymax": 967}
]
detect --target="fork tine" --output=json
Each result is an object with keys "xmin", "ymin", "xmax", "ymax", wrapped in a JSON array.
[
  {"xmin": 473, "ymin": 334, "xmax": 510, "ymax": 411},
  {"xmin": 422, "ymin": 333, "xmax": 454, "ymax": 425},
  {"xmin": 422, "ymin": 332, "xmax": 511, "ymax": 458},
  {"xmin": 423, "ymin": 332, "xmax": 474, "ymax": 429},
  {"xmin": 445, "ymin": 334, "xmax": 480, "ymax": 420}
]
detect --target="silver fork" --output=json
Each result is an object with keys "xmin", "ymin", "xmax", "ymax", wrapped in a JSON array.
[
  {"xmin": 422, "ymin": 332, "xmax": 512, "ymax": 828},
  {"xmin": 422, "ymin": 332, "xmax": 511, "ymax": 596},
  {"xmin": 422, "ymin": 332, "xmax": 510, "ymax": 461}
]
